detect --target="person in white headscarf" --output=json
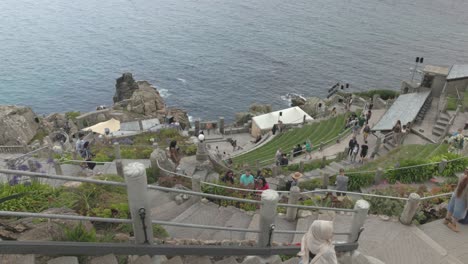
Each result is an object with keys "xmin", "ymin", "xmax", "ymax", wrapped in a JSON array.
[{"xmin": 298, "ymin": 220, "xmax": 338, "ymax": 264}]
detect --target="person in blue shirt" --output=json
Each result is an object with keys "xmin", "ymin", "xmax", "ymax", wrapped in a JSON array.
[{"xmin": 240, "ymin": 169, "xmax": 255, "ymax": 188}]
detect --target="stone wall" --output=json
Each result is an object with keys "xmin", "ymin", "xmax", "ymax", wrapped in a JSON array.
[{"xmin": 0, "ymin": 105, "xmax": 40, "ymax": 145}]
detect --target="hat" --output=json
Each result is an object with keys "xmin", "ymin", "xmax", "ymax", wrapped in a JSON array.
[{"xmin": 292, "ymin": 172, "xmax": 303, "ymax": 180}]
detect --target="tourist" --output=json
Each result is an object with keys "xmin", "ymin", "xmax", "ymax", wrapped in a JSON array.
[
  {"xmin": 444, "ymin": 168, "xmax": 468, "ymax": 232},
  {"xmin": 252, "ymin": 134, "xmax": 262, "ymax": 144},
  {"xmin": 76, "ymin": 133, "xmax": 85, "ymax": 157},
  {"xmin": 280, "ymin": 154, "xmax": 289, "ymax": 166},
  {"xmin": 360, "ymin": 141, "xmax": 369, "ymax": 163},
  {"xmin": 275, "ymin": 148, "xmax": 283, "ymax": 166},
  {"xmin": 169, "ymin": 140, "xmax": 180, "ymax": 172},
  {"xmin": 304, "ymin": 140, "xmax": 312, "ymax": 160},
  {"xmin": 298, "ymin": 220, "xmax": 338, "ymax": 264},
  {"xmin": 348, "ymin": 137, "xmax": 357, "ymax": 156},
  {"xmin": 272, "ymin": 124, "xmax": 278, "ymax": 135},
  {"xmin": 293, "ymin": 144, "xmax": 303, "ymax": 157},
  {"xmin": 366, "ymin": 110, "xmax": 372, "ymax": 124},
  {"xmin": 352, "ymin": 120, "xmax": 361, "ymax": 137},
  {"xmin": 221, "ymin": 170, "xmax": 235, "ymax": 184},
  {"xmin": 350, "ymin": 143, "xmax": 359, "ymax": 163},
  {"xmin": 278, "ymin": 120, "xmax": 284, "ymax": 133},
  {"xmin": 82, "ymin": 141, "xmax": 97, "ymax": 173},
  {"xmin": 255, "ymin": 177, "xmax": 270, "ymax": 192},
  {"xmin": 392, "ymin": 120, "xmax": 402, "ymax": 146},
  {"xmin": 401, "ymin": 125, "xmax": 408, "ymax": 145},
  {"xmin": 286, "ymin": 172, "xmax": 303, "ymax": 190},
  {"xmin": 240, "ymin": 169, "xmax": 255, "ymax": 188},
  {"xmin": 363, "ymin": 123, "xmax": 371, "ymax": 141},
  {"xmin": 336, "ymin": 169, "xmax": 349, "ymax": 196}
]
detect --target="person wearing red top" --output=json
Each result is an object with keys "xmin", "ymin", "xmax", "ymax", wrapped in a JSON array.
[{"xmin": 255, "ymin": 177, "xmax": 270, "ymax": 191}]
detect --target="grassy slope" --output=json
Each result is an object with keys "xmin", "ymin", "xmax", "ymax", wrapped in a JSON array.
[{"xmin": 232, "ymin": 115, "xmax": 346, "ymax": 166}]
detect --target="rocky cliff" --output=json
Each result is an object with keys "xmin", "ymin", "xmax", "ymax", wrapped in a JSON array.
[
  {"xmin": 112, "ymin": 73, "xmax": 190, "ymax": 129},
  {"xmin": 0, "ymin": 105, "xmax": 40, "ymax": 145}
]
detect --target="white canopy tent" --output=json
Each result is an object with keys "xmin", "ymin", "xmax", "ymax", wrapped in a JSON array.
[
  {"xmin": 251, "ymin": 106, "xmax": 313, "ymax": 137},
  {"xmin": 82, "ymin": 118, "xmax": 121, "ymax": 135}
]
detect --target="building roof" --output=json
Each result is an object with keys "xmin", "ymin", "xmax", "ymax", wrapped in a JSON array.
[
  {"xmin": 82, "ymin": 118, "xmax": 120, "ymax": 134},
  {"xmin": 252, "ymin": 106, "xmax": 313, "ymax": 130},
  {"xmin": 372, "ymin": 91, "xmax": 431, "ymax": 131},
  {"xmin": 447, "ymin": 64, "xmax": 468, "ymax": 81},
  {"xmin": 423, "ymin": 65, "xmax": 449, "ymax": 76}
]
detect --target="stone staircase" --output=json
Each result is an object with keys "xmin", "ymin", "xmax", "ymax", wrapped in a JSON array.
[
  {"xmin": 415, "ymin": 96, "xmax": 433, "ymax": 124},
  {"xmin": 432, "ymin": 112, "xmax": 451, "ymax": 138}
]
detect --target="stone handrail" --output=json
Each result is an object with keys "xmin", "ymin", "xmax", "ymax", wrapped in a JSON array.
[{"xmin": 0, "ymin": 145, "xmax": 28, "ymax": 154}]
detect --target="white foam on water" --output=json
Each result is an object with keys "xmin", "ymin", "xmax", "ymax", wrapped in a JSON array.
[
  {"xmin": 176, "ymin": 78, "xmax": 187, "ymax": 84},
  {"xmin": 159, "ymin": 88, "xmax": 171, "ymax": 98}
]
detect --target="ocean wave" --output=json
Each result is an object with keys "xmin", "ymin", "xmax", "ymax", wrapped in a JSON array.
[
  {"xmin": 176, "ymin": 78, "xmax": 187, "ymax": 84},
  {"xmin": 159, "ymin": 88, "xmax": 171, "ymax": 98},
  {"xmin": 280, "ymin": 92, "xmax": 306, "ymax": 103}
]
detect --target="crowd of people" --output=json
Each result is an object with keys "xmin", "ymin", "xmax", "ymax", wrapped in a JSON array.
[{"xmin": 220, "ymin": 169, "xmax": 271, "ymax": 194}]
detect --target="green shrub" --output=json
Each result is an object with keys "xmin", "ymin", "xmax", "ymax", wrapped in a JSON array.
[
  {"xmin": 65, "ymin": 111, "xmax": 81, "ymax": 121},
  {"xmin": 446, "ymin": 97, "xmax": 458, "ymax": 111},
  {"xmin": 299, "ymin": 178, "xmax": 323, "ymax": 191},
  {"xmin": 348, "ymin": 172, "xmax": 374, "ymax": 191},
  {"xmin": 153, "ymin": 224, "xmax": 169, "ymax": 238},
  {"xmin": 146, "ymin": 167, "xmax": 159, "ymax": 184},
  {"xmin": 385, "ymin": 159, "xmax": 436, "ymax": 184},
  {"xmin": 121, "ymin": 146, "xmax": 153, "ymax": 159},
  {"xmin": 180, "ymin": 144, "xmax": 197, "ymax": 156},
  {"xmin": 429, "ymin": 153, "xmax": 467, "ymax": 177},
  {"xmin": 353, "ymin": 89, "xmax": 399, "ymax": 100},
  {"xmin": 63, "ymin": 222, "xmax": 97, "ymax": 242},
  {"xmin": 0, "ymin": 182, "xmax": 60, "ymax": 212}
]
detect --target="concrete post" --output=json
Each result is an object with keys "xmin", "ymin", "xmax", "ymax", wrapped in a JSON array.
[
  {"xmin": 299, "ymin": 161, "xmax": 304, "ymax": 173},
  {"xmin": 374, "ymin": 137, "xmax": 382, "ymax": 154},
  {"xmin": 149, "ymin": 150, "xmax": 160, "ymax": 179},
  {"xmin": 438, "ymin": 159, "xmax": 448, "ymax": 175},
  {"xmin": 114, "ymin": 142, "xmax": 121, "ymax": 160},
  {"xmin": 196, "ymin": 141, "xmax": 209, "ymax": 162},
  {"xmin": 337, "ymin": 132, "xmax": 342, "ymax": 144},
  {"xmin": 349, "ymin": 200, "xmax": 370, "ymax": 242},
  {"xmin": 191, "ymin": 174, "xmax": 202, "ymax": 202},
  {"xmin": 28, "ymin": 160, "xmax": 37, "ymax": 172},
  {"xmin": 321, "ymin": 172, "xmax": 329, "ymax": 189},
  {"xmin": 124, "ymin": 163, "xmax": 154, "ymax": 244},
  {"xmin": 286, "ymin": 186, "xmax": 300, "ymax": 221},
  {"xmin": 138, "ymin": 120, "xmax": 144, "ymax": 131},
  {"xmin": 272, "ymin": 166, "xmax": 278, "ymax": 177},
  {"xmin": 374, "ymin": 167, "xmax": 383, "ymax": 184},
  {"xmin": 194, "ymin": 120, "xmax": 200, "ymax": 135},
  {"xmin": 219, "ymin": 117, "xmax": 225, "ymax": 134},
  {"xmin": 115, "ymin": 160, "xmax": 124, "ymax": 178},
  {"xmin": 400, "ymin": 193, "xmax": 421, "ymax": 225},
  {"xmin": 54, "ymin": 160, "xmax": 63, "ymax": 175},
  {"xmin": 258, "ymin": 190, "xmax": 279, "ymax": 247},
  {"xmin": 303, "ymin": 115, "xmax": 306, "ymax": 125}
]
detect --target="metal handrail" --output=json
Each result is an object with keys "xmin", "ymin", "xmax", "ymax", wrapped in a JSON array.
[
  {"xmin": 277, "ymin": 203, "xmax": 356, "ymax": 213},
  {"xmin": 301, "ymin": 189, "xmax": 409, "ymax": 201},
  {"xmin": 151, "ymin": 220, "xmax": 260, "ymax": 233},
  {"xmin": 420, "ymin": 193, "xmax": 452, "ymax": 201}
]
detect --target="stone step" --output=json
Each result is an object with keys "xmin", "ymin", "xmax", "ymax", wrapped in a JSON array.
[
  {"xmin": 198, "ymin": 206, "xmax": 237, "ymax": 240},
  {"xmin": 214, "ymin": 257, "xmax": 239, "ymax": 264},
  {"xmin": 90, "ymin": 254, "xmax": 118, "ymax": 264},
  {"xmin": 329, "ymin": 161, "xmax": 344, "ymax": 171},
  {"xmin": 47, "ymin": 257, "xmax": 79, "ymax": 264},
  {"xmin": 193, "ymin": 169, "xmax": 209, "ymax": 181},
  {"xmin": 433, "ymin": 124, "xmax": 446, "ymax": 132},
  {"xmin": 211, "ymin": 208, "xmax": 253, "ymax": 241},
  {"xmin": 282, "ymin": 257, "xmax": 300, "ymax": 264},
  {"xmin": 183, "ymin": 256, "xmax": 213, "ymax": 264},
  {"xmin": 165, "ymin": 203, "xmax": 221, "ymax": 239},
  {"xmin": 322, "ymin": 166, "xmax": 338, "ymax": 176},
  {"xmin": 163, "ymin": 256, "xmax": 184, "ymax": 264},
  {"xmin": 292, "ymin": 215, "xmax": 317, "ymax": 244},
  {"xmin": 0, "ymin": 255, "xmax": 35, "ymax": 264},
  {"xmin": 432, "ymin": 129, "xmax": 442, "ymax": 137},
  {"xmin": 151, "ymin": 197, "xmax": 197, "ymax": 221},
  {"xmin": 272, "ymin": 215, "xmax": 296, "ymax": 244},
  {"xmin": 245, "ymin": 213, "xmax": 261, "ymax": 241},
  {"xmin": 436, "ymin": 120, "xmax": 449, "ymax": 127},
  {"xmin": 130, "ymin": 255, "xmax": 153, "ymax": 264},
  {"xmin": 205, "ymin": 172, "xmax": 220, "ymax": 183}
]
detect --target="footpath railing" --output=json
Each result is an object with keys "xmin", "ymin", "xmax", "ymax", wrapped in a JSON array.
[
  {"xmin": 0, "ymin": 145, "xmax": 29, "ymax": 154},
  {"xmin": 0, "ymin": 165, "xmax": 368, "ymax": 256}
]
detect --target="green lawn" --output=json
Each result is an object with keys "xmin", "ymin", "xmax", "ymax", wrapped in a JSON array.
[
  {"xmin": 352, "ymin": 143, "xmax": 449, "ymax": 172},
  {"xmin": 446, "ymin": 97, "xmax": 458, "ymax": 111},
  {"xmin": 232, "ymin": 114, "xmax": 347, "ymax": 166}
]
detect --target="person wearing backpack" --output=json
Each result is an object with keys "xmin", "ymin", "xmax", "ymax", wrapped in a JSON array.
[{"xmin": 363, "ymin": 124, "xmax": 371, "ymax": 142}]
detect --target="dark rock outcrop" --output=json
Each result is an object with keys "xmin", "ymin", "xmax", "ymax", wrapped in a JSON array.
[
  {"xmin": 0, "ymin": 105, "xmax": 40, "ymax": 145},
  {"xmin": 113, "ymin": 73, "xmax": 139, "ymax": 103}
]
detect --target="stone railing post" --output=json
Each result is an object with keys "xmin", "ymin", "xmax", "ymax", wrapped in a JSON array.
[
  {"xmin": 272, "ymin": 165, "xmax": 278, "ymax": 177},
  {"xmin": 124, "ymin": 163, "xmax": 153, "ymax": 244},
  {"xmin": 114, "ymin": 142, "xmax": 121, "ymax": 160},
  {"xmin": 54, "ymin": 160, "xmax": 63, "ymax": 175},
  {"xmin": 191, "ymin": 174, "xmax": 202, "ymax": 202},
  {"xmin": 349, "ymin": 200, "xmax": 370, "ymax": 242},
  {"xmin": 115, "ymin": 160, "xmax": 124, "ymax": 178},
  {"xmin": 374, "ymin": 137, "xmax": 382, "ymax": 155},
  {"xmin": 194, "ymin": 120, "xmax": 200, "ymax": 135},
  {"xmin": 219, "ymin": 117, "xmax": 225, "ymax": 134},
  {"xmin": 400, "ymin": 193, "xmax": 420, "ymax": 225},
  {"xmin": 138, "ymin": 120, "xmax": 144, "ymax": 131},
  {"xmin": 374, "ymin": 167, "xmax": 383, "ymax": 184},
  {"xmin": 149, "ymin": 150, "xmax": 160, "ymax": 180},
  {"xmin": 286, "ymin": 186, "xmax": 300, "ymax": 221},
  {"xmin": 321, "ymin": 172, "xmax": 329, "ymax": 189},
  {"xmin": 299, "ymin": 161, "xmax": 304, "ymax": 173},
  {"xmin": 438, "ymin": 159, "xmax": 447, "ymax": 175},
  {"xmin": 258, "ymin": 190, "xmax": 279, "ymax": 247},
  {"xmin": 28, "ymin": 160, "xmax": 37, "ymax": 172}
]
